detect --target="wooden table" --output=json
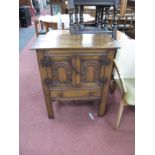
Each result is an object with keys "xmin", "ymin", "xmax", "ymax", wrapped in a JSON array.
[
  {"xmin": 39, "ymin": 14, "xmax": 95, "ymax": 32},
  {"xmin": 31, "ymin": 30, "xmax": 120, "ymax": 118}
]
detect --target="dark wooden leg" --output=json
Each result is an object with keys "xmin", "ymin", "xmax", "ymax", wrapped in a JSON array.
[
  {"xmin": 104, "ymin": 7, "xmax": 110, "ymax": 31},
  {"xmin": 113, "ymin": 7, "xmax": 118, "ymax": 39},
  {"xmin": 75, "ymin": 5, "xmax": 79, "ymax": 30},
  {"xmin": 69, "ymin": 8, "xmax": 74, "ymax": 29},
  {"xmin": 97, "ymin": 7, "xmax": 102, "ymax": 29},
  {"xmin": 36, "ymin": 51, "xmax": 54, "ymax": 118},
  {"xmin": 80, "ymin": 5, "xmax": 84, "ymax": 29}
]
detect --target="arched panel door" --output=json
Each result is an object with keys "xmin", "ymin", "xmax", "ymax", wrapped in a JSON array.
[
  {"xmin": 43, "ymin": 56, "xmax": 73, "ymax": 87},
  {"xmin": 80, "ymin": 54, "xmax": 111, "ymax": 87}
]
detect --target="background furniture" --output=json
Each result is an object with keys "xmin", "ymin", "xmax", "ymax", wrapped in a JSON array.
[
  {"xmin": 115, "ymin": 14, "xmax": 135, "ymax": 39},
  {"xmin": 83, "ymin": 6, "xmax": 96, "ymax": 17},
  {"xmin": 34, "ymin": 18, "xmax": 46, "ymax": 37},
  {"xmin": 49, "ymin": 0, "xmax": 66, "ymax": 15},
  {"xmin": 68, "ymin": 0, "xmax": 120, "ymax": 39},
  {"xmin": 39, "ymin": 14, "xmax": 69, "ymax": 32},
  {"xmin": 67, "ymin": 0, "xmax": 135, "ymax": 38},
  {"xmin": 19, "ymin": 6, "xmax": 32, "ymax": 27},
  {"xmin": 114, "ymin": 38, "xmax": 135, "ymax": 129},
  {"xmin": 34, "ymin": 14, "xmax": 95, "ymax": 36},
  {"xmin": 31, "ymin": 30, "xmax": 120, "ymax": 118},
  {"xmin": 120, "ymin": 0, "xmax": 128, "ymax": 15}
]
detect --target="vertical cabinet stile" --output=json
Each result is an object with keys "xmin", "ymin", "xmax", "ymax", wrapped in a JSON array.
[
  {"xmin": 72, "ymin": 56, "xmax": 76, "ymax": 86},
  {"xmin": 99, "ymin": 50, "xmax": 115, "ymax": 116},
  {"xmin": 76, "ymin": 56, "xmax": 81, "ymax": 86}
]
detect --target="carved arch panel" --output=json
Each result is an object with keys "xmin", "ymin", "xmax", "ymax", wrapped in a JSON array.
[
  {"xmin": 81, "ymin": 60, "xmax": 101, "ymax": 83},
  {"xmin": 51, "ymin": 60, "xmax": 72, "ymax": 84}
]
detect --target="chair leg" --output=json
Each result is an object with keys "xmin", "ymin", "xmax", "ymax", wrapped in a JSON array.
[{"xmin": 115, "ymin": 98, "xmax": 125, "ymax": 129}]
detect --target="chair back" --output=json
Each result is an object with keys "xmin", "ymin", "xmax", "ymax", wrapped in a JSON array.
[{"xmin": 114, "ymin": 33, "xmax": 135, "ymax": 79}]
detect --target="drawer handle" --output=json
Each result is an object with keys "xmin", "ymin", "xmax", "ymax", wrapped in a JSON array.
[{"xmin": 59, "ymin": 92, "xmax": 63, "ymax": 97}]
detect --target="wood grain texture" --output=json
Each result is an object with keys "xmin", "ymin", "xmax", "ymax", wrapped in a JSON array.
[
  {"xmin": 31, "ymin": 30, "xmax": 120, "ymax": 50},
  {"xmin": 86, "ymin": 66, "xmax": 95, "ymax": 82},
  {"xmin": 58, "ymin": 67, "xmax": 67, "ymax": 82}
]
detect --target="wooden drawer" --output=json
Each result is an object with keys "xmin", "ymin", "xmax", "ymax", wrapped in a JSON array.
[{"xmin": 50, "ymin": 89, "xmax": 102, "ymax": 99}]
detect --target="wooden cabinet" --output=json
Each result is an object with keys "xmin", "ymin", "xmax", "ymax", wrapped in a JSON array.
[{"xmin": 31, "ymin": 30, "xmax": 120, "ymax": 118}]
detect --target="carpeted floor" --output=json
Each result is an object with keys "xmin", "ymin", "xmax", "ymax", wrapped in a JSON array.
[
  {"xmin": 19, "ymin": 34, "xmax": 135, "ymax": 155},
  {"xmin": 19, "ymin": 26, "xmax": 35, "ymax": 52}
]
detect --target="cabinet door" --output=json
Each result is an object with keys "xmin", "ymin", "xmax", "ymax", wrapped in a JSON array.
[
  {"xmin": 42, "ymin": 56, "xmax": 73, "ymax": 87},
  {"xmin": 80, "ymin": 54, "xmax": 112, "ymax": 86}
]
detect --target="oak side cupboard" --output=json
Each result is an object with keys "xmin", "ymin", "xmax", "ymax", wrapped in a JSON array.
[{"xmin": 31, "ymin": 30, "xmax": 120, "ymax": 118}]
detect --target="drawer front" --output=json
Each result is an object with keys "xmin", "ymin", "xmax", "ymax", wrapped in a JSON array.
[{"xmin": 50, "ymin": 89, "xmax": 102, "ymax": 98}]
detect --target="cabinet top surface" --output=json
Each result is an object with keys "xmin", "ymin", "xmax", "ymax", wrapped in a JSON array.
[{"xmin": 31, "ymin": 30, "xmax": 120, "ymax": 50}]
